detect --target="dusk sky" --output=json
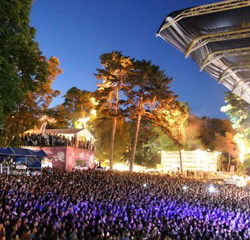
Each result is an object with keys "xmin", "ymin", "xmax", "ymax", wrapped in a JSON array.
[{"xmin": 31, "ymin": 0, "xmax": 227, "ymax": 119}]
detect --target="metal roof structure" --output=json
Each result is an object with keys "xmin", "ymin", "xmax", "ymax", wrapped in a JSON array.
[{"xmin": 157, "ymin": 0, "xmax": 250, "ymax": 104}]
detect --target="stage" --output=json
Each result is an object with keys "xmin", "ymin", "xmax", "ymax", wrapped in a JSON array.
[{"xmin": 25, "ymin": 146, "xmax": 95, "ymax": 171}]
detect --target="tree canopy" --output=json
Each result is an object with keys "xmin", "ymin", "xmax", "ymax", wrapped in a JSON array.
[
  {"xmin": 222, "ymin": 92, "xmax": 250, "ymax": 171},
  {"xmin": 0, "ymin": 0, "xmax": 48, "ymax": 125},
  {"xmin": 62, "ymin": 87, "xmax": 96, "ymax": 128},
  {"xmin": 95, "ymin": 51, "xmax": 133, "ymax": 169},
  {"xmin": 1, "ymin": 56, "xmax": 62, "ymax": 146},
  {"xmin": 124, "ymin": 59, "xmax": 177, "ymax": 171}
]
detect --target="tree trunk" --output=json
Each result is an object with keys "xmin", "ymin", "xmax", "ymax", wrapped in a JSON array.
[
  {"xmin": 109, "ymin": 86, "xmax": 119, "ymax": 170},
  {"xmin": 130, "ymin": 114, "xmax": 142, "ymax": 172},
  {"xmin": 178, "ymin": 143, "xmax": 183, "ymax": 174},
  {"xmin": 109, "ymin": 116, "xmax": 117, "ymax": 170},
  {"xmin": 8, "ymin": 111, "xmax": 21, "ymax": 146},
  {"xmin": 227, "ymin": 153, "xmax": 231, "ymax": 172}
]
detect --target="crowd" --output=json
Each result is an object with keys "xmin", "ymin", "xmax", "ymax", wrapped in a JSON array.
[
  {"xmin": 0, "ymin": 169, "xmax": 250, "ymax": 240},
  {"xmin": 21, "ymin": 133, "xmax": 95, "ymax": 151}
]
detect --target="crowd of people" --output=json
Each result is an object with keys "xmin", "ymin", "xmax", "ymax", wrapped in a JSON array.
[
  {"xmin": 0, "ymin": 169, "xmax": 250, "ymax": 240},
  {"xmin": 21, "ymin": 133, "xmax": 95, "ymax": 151}
]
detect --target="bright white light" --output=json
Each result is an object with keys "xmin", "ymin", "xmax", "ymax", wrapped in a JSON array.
[
  {"xmin": 183, "ymin": 185, "xmax": 188, "ymax": 191},
  {"xmin": 90, "ymin": 109, "xmax": 97, "ymax": 116},
  {"xmin": 113, "ymin": 163, "xmax": 128, "ymax": 171},
  {"xmin": 160, "ymin": 150, "xmax": 218, "ymax": 172},
  {"xmin": 143, "ymin": 183, "xmax": 147, "ymax": 188},
  {"xmin": 90, "ymin": 97, "xmax": 98, "ymax": 105},
  {"xmin": 75, "ymin": 117, "xmax": 90, "ymax": 129},
  {"xmin": 113, "ymin": 162, "xmax": 149, "ymax": 172},
  {"xmin": 208, "ymin": 184, "xmax": 216, "ymax": 193},
  {"xmin": 234, "ymin": 134, "xmax": 247, "ymax": 163}
]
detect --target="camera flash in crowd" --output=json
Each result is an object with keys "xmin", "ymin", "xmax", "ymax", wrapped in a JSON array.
[
  {"xmin": 183, "ymin": 185, "xmax": 188, "ymax": 191},
  {"xmin": 208, "ymin": 184, "xmax": 216, "ymax": 193}
]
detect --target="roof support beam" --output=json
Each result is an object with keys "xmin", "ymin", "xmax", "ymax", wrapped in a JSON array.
[
  {"xmin": 185, "ymin": 28, "xmax": 250, "ymax": 58},
  {"xmin": 158, "ymin": 0, "xmax": 250, "ymax": 33},
  {"xmin": 239, "ymin": 82, "xmax": 250, "ymax": 97},
  {"xmin": 233, "ymin": 80, "xmax": 250, "ymax": 93},
  {"xmin": 218, "ymin": 64, "xmax": 250, "ymax": 83},
  {"xmin": 200, "ymin": 46, "xmax": 250, "ymax": 70}
]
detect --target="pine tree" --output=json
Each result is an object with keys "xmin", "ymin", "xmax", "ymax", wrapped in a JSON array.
[{"xmin": 95, "ymin": 51, "xmax": 133, "ymax": 169}]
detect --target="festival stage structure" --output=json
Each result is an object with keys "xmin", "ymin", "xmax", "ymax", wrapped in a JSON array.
[
  {"xmin": 24, "ymin": 128, "xmax": 95, "ymax": 171},
  {"xmin": 158, "ymin": 150, "xmax": 219, "ymax": 172},
  {"xmin": 157, "ymin": 0, "xmax": 250, "ymax": 104},
  {"xmin": 26, "ymin": 128, "xmax": 94, "ymax": 144},
  {"xmin": 27, "ymin": 146, "xmax": 95, "ymax": 171},
  {"xmin": 0, "ymin": 147, "xmax": 47, "ymax": 172}
]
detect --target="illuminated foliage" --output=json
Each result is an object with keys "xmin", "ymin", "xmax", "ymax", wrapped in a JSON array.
[
  {"xmin": 1, "ymin": 57, "xmax": 62, "ymax": 146},
  {"xmin": 152, "ymin": 99, "xmax": 189, "ymax": 172},
  {"xmin": 46, "ymin": 105, "xmax": 70, "ymax": 129},
  {"xmin": 222, "ymin": 92, "xmax": 250, "ymax": 129},
  {"xmin": 63, "ymin": 87, "xmax": 96, "ymax": 128},
  {"xmin": 93, "ymin": 115, "xmax": 131, "ymax": 164},
  {"xmin": 200, "ymin": 118, "xmax": 235, "ymax": 151},
  {"xmin": 222, "ymin": 92, "xmax": 250, "ymax": 144},
  {"xmin": 222, "ymin": 91, "xmax": 250, "ymax": 169},
  {"xmin": 95, "ymin": 51, "xmax": 133, "ymax": 169},
  {"xmin": 0, "ymin": 0, "xmax": 48, "ymax": 125},
  {"xmin": 132, "ymin": 122, "xmax": 176, "ymax": 167},
  {"xmin": 124, "ymin": 60, "xmax": 176, "ymax": 171},
  {"xmin": 212, "ymin": 132, "xmax": 238, "ymax": 171},
  {"xmin": 183, "ymin": 115, "xmax": 204, "ymax": 150}
]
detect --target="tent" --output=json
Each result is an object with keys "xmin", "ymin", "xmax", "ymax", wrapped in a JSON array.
[{"xmin": 0, "ymin": 147, "xmax": 47, "ymax": 169}]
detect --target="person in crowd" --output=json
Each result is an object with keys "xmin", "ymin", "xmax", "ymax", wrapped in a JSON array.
[{"xmin": 0, "ymin": 169, "xmax": 249, "ymax": 240}]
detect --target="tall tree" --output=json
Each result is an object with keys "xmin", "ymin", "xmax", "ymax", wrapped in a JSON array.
[
  {"xmin": 0, "ymin": 0, "xmax": 48, "ymax": 126},
  {"xmin": 95, "ymin": 51, "xmax": 133, "ymax": 170},
  {"xmin": 152, "ymin": 99, "xmax": 189, "ymax": 173},
  {"xmin": 132, "ymin": 122, "xmax": 175, "ymax": 168},
  {"xmin": 199, "ymin": 117, "xmax": 239, "ymax": 171},
  {"xmin": 222, "ymin": 92, "xmax": 250, "ymax": 129},
  {"xmin": 63, "ymin": 87, "xmax": 96, "ymax": 128},
  {"xmin": 221, "ymin": 92, "xmax": 250, "ymax": 165},
  {"xmin": 1, "ymin": 57, "xmax": 62, "ymax": 145},
  {"xmin": 45, "ymin": 105, "xmax": 70, "ymax": 129},
  {"xmin": 125, "ymin": 60, "xmax": 174, "ymax": 172},
  {"xmin": 93, "ymin": 113, "xmax": 131, "ymax": 164},
  {"xmin": 200, "ymin": 118, "xmax": 235, "ymax": 151},
  {"xmin": 212, "ymin": 132, "xmax": 238, "ymax": 171},
  {"xmin": 183, "ymin": 115, "xmax": 204, "ymax": 150}
]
